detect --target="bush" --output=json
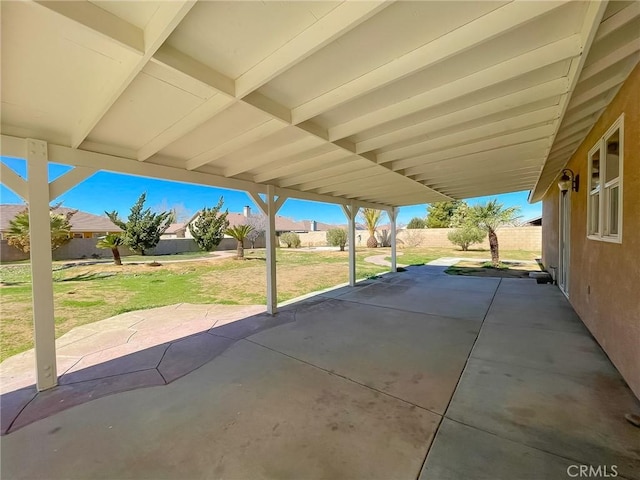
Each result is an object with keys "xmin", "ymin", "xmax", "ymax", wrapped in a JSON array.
[
  {"xmin": 280, "ymin": 232, "xmax": 301, "ymax": 248},
  {"xmin": 447, "ymin": 226, "xmax": 486, "ymax": 251},
  {"xmin": 406, "ymin": 217, "xmax": 426, "ymax": 229},
  {"xmin": 326, "ymin": 228, "xmax": 347, "ymax": 251}
]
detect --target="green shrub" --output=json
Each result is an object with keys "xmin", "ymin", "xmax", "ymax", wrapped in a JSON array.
[
  {"xmin": 406, "ymin": 217, "xmax": 426, "ymax": 229},
  {"xmin": 326, "ymin": 228, "xmax": 348, "ymax": 251},
  {"xmin": 280, "ymin": 232, "xmax": 301, "ymax": 248},
  {"xmin": 447, "ymin": 226, "xmax": 486, "ymax": 251}
]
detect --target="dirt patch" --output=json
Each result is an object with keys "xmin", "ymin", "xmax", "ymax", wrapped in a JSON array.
[{"xmin": 446, "ymin": 260, "xmax": 541, "ymax": 279}]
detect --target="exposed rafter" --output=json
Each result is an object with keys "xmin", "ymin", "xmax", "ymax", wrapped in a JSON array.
[
  {"xmin": 291, "ymin": 0, "xmax": 570, "ymax": 124},
  {"xmin": 328, "ymin": 35, "xmax": 581, "ymax": 141}
]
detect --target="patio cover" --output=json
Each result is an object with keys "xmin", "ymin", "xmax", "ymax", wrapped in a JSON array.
[{"xmin": 0, "ymin": 0, "xmax": 638, "ymax": 390}]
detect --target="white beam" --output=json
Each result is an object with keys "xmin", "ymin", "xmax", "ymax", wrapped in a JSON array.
[
  {"xmin": 444, "ymin": 181, "xmax": 535, "ymax": 197},
  {"xmin": 3, "ymin": 135, "xmax": 392, "ymax": 213},
  {"xmin": 186, "ymin": 120, "xmax": 284, "ymax": 171},
  {"xmin": 416, "ymin": 162, "xmax": 542, "ymax": 183},
  {"xmin": 580, "ymin": 37, "xmax": 640, "ymax": 82},
  {"xmin": 402, "ymin": 143, "xmax": 548, "ymax": 177},
  {"xmin": 301, "ymin": 168, "xmax": 387, "ymax": 192},
  {"xmin": 377, "ymin": 106, "xmax": 558, "ymax": 164},
  {"xmin": 26, "ymin": 139, "xmax": 57, "ymax": 391},
  {"xmin": 391, "ymin": 125, "xmax": 554, "ymax": 171},
  {"xmin": 531, "ymin": 0, "xmax": 608, "ymax": 202},
  {"xmin": 0, "ymin": 134, "xmax": 27, "ymax": 158},
  {"xmin": 292, "ymin": 0, "xmax": 570, "ymax": 124},
  {"xmin": 0, "ymin": 162, "xmax": 28, "ymax": 201},
  {"xmin": 33, "ymin": 0, "xmax": 144, "ymax": 54},
  {"xmin": 568, "ymin": 72, "xmax": 628, "ymax": 109},
  {"xmin": 594, "ymin": 2, "xmax": 640, "ymax": 43},
  {"xmin": 253, "ymin": 150, "xmax": 349, "ymax": 183},
  {"xmin": 563, "ymin": 97, "xmax": 609, "ymax": 125},
  {"xmin": 49, "ymin": 167, "xmax": 97, "ymax": 201},
  {"xmin": 556, "ymin": 116, "xmax": 598, "ymax": 142},
  {"xmin": 71, "ymin": 1, "xmax": 197, "ymax": 148},
  {"xmin": 356, "ymin": 78, "xmax": 568, "ymax": 153},
  {"xmin": 329, "ymin": 35, "xmax": 582, "ymax": 140},
  {"xmin": 224, "ymin": 136, "xmax": 324, "ymax": 177},
  {"xmin": 247, "ymin": 192, "xmax": 267, "ymax": 216},
  {"xmin": 236, "ymin": 1, "xmax": 390, "ymax": 98},
  {"xmin": 428, "ymin": 173, "xmax": 541, "ymax": 190},
  {"xmin": 277, "ymin": 161, "xmax": 367, "ymax": 188}
]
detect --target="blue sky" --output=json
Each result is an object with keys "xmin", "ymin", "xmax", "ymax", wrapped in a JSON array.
[{"xmin": 0, "ymin": 157, "xmax": 541, "ymax": 225}]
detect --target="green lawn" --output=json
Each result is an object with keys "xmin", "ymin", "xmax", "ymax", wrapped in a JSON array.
[
  {"xmin": 0, "ymin": 246, "xmax": 540, "ymax": 361},
  {"xmin": 388, "ymin": 247, "xmax": 540, "ymax": 266}
]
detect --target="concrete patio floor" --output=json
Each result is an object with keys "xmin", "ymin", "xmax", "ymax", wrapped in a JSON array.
[{"xmin": 1, "ymin": 265, "xmax": 639, "ymax": 479}]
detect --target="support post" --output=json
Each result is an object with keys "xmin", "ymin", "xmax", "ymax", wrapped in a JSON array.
[
  {"xmin": 249, "ymin": 187, "xmax": 286, "ymax": 315},
  {"xmin": 341, "ymin": 201, "xmax": 359, "ymax": 287},
  {"xmin": 388, "ymin": 207, "xmax": 398, "ymax": 273},
  {"xmin": 26, "ymin": 139, "xmax": 57, "ymax": 391}
]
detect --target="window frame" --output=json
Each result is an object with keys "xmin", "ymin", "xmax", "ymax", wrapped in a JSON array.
[{"xmin": 587, "ymin": 113, "xmax": 624, "ymax": 244}]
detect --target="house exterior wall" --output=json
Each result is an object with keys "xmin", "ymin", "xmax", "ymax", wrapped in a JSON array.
[{"xmin": 541, "ymin": 63, "xmax": 640, "ymax": 399}]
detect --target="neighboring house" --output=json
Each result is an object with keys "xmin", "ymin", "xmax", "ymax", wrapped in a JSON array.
[
  {"xmin": 0, "ymin": 204, "xmax": 121, "ymax": 240},
  {"xmin": 523, "ymin": 216, "xmax": 542, "ymax": 226},
  {"xmin": 162, "ymin": 205, "xmax": 335, "ymax": 239},
  {"xmin": 539, "ymin": 64, "xmax": 639, "ymax": 398}
]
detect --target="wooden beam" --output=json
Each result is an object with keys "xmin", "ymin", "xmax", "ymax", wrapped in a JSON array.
[
  {"xmin": 594, "ymin": 2, "xmax": 640, "ymax": 43},
  {"xmin": 530, "ymin": 0, "xmax": 608, "ymax": 202},
  {"xmin": 292, "ymin": 0, "xmax": 570, "ymax": 124},
  {"xmin": 300, "ymin": 168, "xmax": 387, "ymax": 192},
  {"xmin": 377, "ymin": 106, "xmax": 558, "ymax": 164},
  {"xmin": 236, "ymin": 1, "xmax": 390, "ymax": 97},
  {"xmin": 580, "ymin": 37, "xmax": 640, "ymax": 82},
  {"xmin": 70, "ymin": 1, "xmax": 196, "ymax": 148},
  {"xmin": 0, "ymin": 162, "xmax": 28, "ymax": 201},
  {"xmin": 276, "ymin": 161, "xmax": 367, "ymax": 188},
  {"xmin": 186, "ymin": 120, "xmax": 284, "ymax": 171},
  {"xmin": 33, "ymin": 0, "xmax": 144, "ymax": 53},
  {"xmin": 568, "ymin": 72, "xmax": 629, "ymax": 109},
  {"xmin": 224, "ymin": 136, "xmax": 324, "ymax": 177},
  {"xmin": 402, "ymin": 143, "xmax": 548, "ymax": 176},
  {"xmin": 253, "ymin": 150, "xmax": 350, "ymax": 183},
  {"xmin": 390, "ymin": 125, "xmax": 554, "ymax": 171},
  {"xmin": 356, "ymin": 78, "xmax": 568, "ymax": 153},
  {"xmin": 49, "ymin": 166, "xmax": 97, "ymax": 200},
  {"xmin": 329, "ymin": 35, "xmax": 582, "ymax": 140}
]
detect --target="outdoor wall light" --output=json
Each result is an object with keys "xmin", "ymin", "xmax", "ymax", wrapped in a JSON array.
[{"xmin": 558, "ymin": 169, "xmax": 579, "ymax": 193}]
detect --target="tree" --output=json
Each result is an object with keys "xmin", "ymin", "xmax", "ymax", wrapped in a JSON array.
[
  {"xmin": 447, "ymin": 226, "xmax": 486, "ymax": 251},
  {"xmin": 407, "ymin": 217, "xmax": 426, "ymax": 229},
  {"xmin": 467, "ymin": 200, "xmax": 521, "ymax": 266},
  {"xmin": 246, "ymin": 213, "xmax": 267, "ymax": 248},
  {"xmin": 97, "ymin": 233, "xmax": 124, "ymax": 265},
  {"xmin": 6, "ymin": 206, "xmax": 77, "ymax": 253},
  {"xmin": 225, "ymin": 224, "xmax": 253, "ymax": 259},
  {"xmin": 425, "ymin": 201, "xmax": 465, "ymax": 228},
  {"xmin": 359, "ymin": 208, "xmax": 383, "ymax": 248},
  {"xmin": 188, "ymin": 197, "xmax": 230, "ymax": 251},
  {"xmin": 152, "ymin": 200, "xmax": 193, "ymax": 223},
  {"xmin": 106, "ymin": 193, "xmax": 173, "ymax": 255},
  {"xmin": 326, "ymin": 228, "xmax": 347, "ymax": 251},
  {"xmin": 280, "ymin": 232, "xmax": 301, "ymax": 248}
]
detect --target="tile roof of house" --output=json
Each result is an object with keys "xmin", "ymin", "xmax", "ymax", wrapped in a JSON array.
[{"xmin": 0, "ymin": 204, "xmax": 121, "ymax": 233}]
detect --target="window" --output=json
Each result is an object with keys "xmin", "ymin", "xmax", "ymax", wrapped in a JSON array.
[{"xmin": 587, "ymin": 114, "xmax": 623, "ymax": 242}]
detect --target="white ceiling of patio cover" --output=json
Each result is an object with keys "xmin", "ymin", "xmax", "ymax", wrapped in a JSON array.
[{"xmin": 1, "ymin": 1, "xmax": 638, "ymax": 206}]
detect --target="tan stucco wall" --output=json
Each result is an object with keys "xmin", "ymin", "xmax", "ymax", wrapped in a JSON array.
[{"xmin": 542, "ymin": 63, "xmax": 640, "ymax": 399}]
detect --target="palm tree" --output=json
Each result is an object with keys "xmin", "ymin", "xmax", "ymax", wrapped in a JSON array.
[
  {"xmin": 359, "ymin": 208, "xmax": 383, "ymax": 248},
  {"xmin": 6, "ymin": 207, "xmax": 76, "ymax": 253},
  {"xmin": 225, "ymin": 225, "xmax": 254, "ymax": 259},
  {"xmin": 96, "ymin": 233, "xmax": 124, "ymax": 265},
  {"xmin": 468, "ymin": 200, "xmax": 520, "ymax": 267}
]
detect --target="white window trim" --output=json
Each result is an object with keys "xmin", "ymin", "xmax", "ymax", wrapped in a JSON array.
[{"xmin": 587, "ymin": 113, "xmax": 624, "ymax": 244}]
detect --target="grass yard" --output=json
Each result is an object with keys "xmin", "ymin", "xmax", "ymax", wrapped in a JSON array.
[
  {"xmin": 0, "ymin": 248, "xmax": 387, "ymax": 361},
  {"xmin": 388, "ymin": 247, "xmax": 541, "ymax": 266},
  {"xmin": 0, "ymin": 246, "xmax": 540, "ymax": 361}
]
